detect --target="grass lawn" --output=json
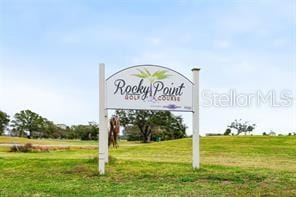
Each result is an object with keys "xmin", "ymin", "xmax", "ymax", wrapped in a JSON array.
[{"xmin": 0, "ymin": 136, "xmax": 295, "ymax": 196}]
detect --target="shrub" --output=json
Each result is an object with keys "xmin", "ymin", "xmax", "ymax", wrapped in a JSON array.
[
  {"xmin": 10, "ymin": 145, "xmax": 18, "ymax": 152},
  {"xmin": 10, "ymin": 143, "xmax": 51, "ymax": 152},
  {"xmin": 10, "ymin": 143, "xmax": 33, "ymax": 152},
  {"xmin": 224, "ymin": 129, "xmax": 231, "ymax": 136}
]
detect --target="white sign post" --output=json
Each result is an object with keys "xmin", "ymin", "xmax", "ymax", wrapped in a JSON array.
[
  {"xmin": 99, "ymin": 64, "xmax": 200, "ymax": 174},
  {"xmin": 192, "ymin": 68, "xmax": 200, "ymax": 169},
  {"xmin": 98, "ymin": 63, "xmax": 106, "ymax": 174}
]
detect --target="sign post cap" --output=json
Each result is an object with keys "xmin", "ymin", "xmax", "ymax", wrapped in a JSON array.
[{"xmin": 192, "ymin": 68, "xmax": 201, "ymax": 71}]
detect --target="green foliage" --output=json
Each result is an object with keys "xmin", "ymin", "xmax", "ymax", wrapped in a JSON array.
[
  {"xmin": 116, "ymin": 110, "xmax": 154, "ymax": 142},
  {"xmin": 152, "ymin": 111, "xmax": 186, "ymax": 140},
  {"xmin": 124, "ymin": 125, "xmax": 141, "ymax": 141},
  {"xmin": 8, "ymin": 110, "xmax": 98, "ymax": 140},
  {"xmin": 224, "ymin": 128, "xmax": 231, "ymax": 136},
  {"xmin": 40, "ymin": 120, "xmax": 64, "ymax": 139},
  {"xmin": 11, "ymin": 110, "xmax": 46, "ymax": 138},
  {"xmin": 0, "ymin": 110, "xmax": 10, "ymax": 135},
  {"xmin": 116, "ymin": 110, "xmax": 186, "ymax": 142},
  {"xmin": 70, "ymin": 122, "xmax": 98, "ymax": 140}
]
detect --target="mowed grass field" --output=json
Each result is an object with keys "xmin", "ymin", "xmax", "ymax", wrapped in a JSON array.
[{"xmin": 0, "ymin": 136, "xmax": 295, "ymax": 196}]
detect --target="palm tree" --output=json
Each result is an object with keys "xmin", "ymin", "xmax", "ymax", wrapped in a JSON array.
[{"xmin": 133, "ymin": 68, "xmax": 170, "ymax": 96}]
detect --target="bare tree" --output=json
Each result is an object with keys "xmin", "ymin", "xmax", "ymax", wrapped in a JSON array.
[{"xmin": 228, "ymin": 119, "xmax": 256, "ymax": 135}]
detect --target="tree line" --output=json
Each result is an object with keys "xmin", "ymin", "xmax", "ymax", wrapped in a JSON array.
[
  {"xmin": 0, "ymin": 110, "xmax": 98, "ymax": 140},
  {"xmin": 0, "ymin": 109, "xmax": 187, "ymax": 142}
]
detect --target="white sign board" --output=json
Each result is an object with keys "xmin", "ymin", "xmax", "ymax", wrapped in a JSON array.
[
  {"xmin": 99, "ymin": 63, "xmax": 200, "ymax": 174},
  {"xmin": 106, "ymin": 65, "xmax": 193, "ymax": 112}
]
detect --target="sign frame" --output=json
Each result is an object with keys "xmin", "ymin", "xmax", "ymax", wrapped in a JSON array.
[{"xmin": 98, "ymin": 64, "xmax": 200, "ymax": 174}]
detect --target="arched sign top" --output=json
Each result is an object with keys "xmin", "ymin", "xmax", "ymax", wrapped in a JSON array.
[
  {"xmin": 106, "ymin": 64, "xmax": 193, "ymax": 84},
  {"xmin": 106, "ymin": 64, "xmax": 193, "ymax": 112}
]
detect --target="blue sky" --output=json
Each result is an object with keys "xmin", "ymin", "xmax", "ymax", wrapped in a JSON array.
[{"xmin": 0, "ymin": 0, "xmax": 295, "ymax": 135}]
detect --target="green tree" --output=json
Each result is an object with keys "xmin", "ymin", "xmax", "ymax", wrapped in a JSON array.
[
  {"xmin": 116, "ymin": 110, "xmax": 186, "ymax": 143},
  {"xmin": 125, "ymin": 125, "xmax": 141, "ymax": 141},
  {"xmin": 41, "ymin": 120, "xmax": 64, "ymax": 139},
  {"xmin": 70, "ymin": 122, "xmax": 98, "ymax": 140},
  {"xmin": 151, "ymin": 111, "xmax": 186, "ymax": 140},
  {"xmin": 0, "ymin": 111, "xmax": 10, "ymax": 135},
  {"xmin": 121, "ymin": 110, "xmax": 155, "ymax": 143},
  {"xmin": 64, "ymin": 126, "xmax": 79, "ymax": 139},
  {"xmin": 11, "ymin": 110, "xmax": 45, "ymax": 138}
]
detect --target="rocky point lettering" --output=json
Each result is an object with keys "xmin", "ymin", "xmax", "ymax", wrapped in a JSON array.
[{"xmin": 113, "ymin": 79, "xmax": 185, "ymax": 100}]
